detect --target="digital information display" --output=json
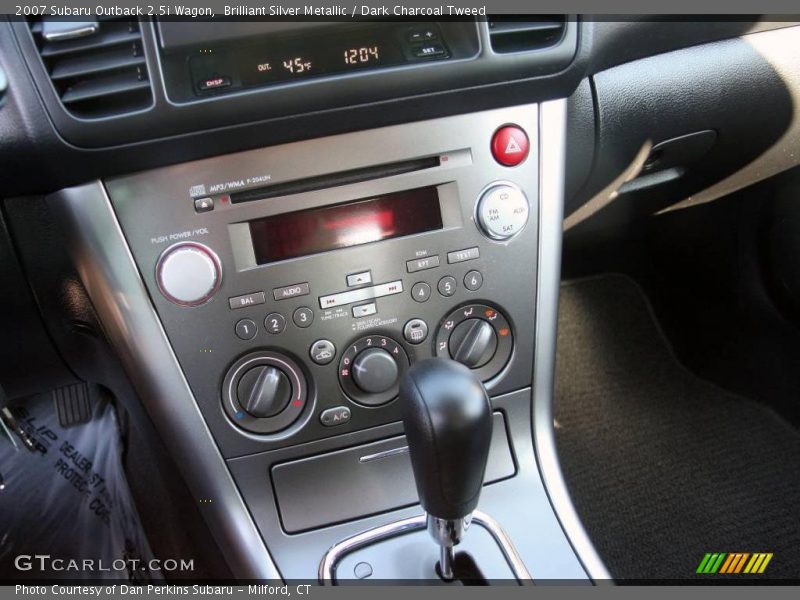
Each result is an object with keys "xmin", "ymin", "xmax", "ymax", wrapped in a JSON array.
[
  {"xmin": 248, "ymin": 187, "xmax": 443, "ymax": 265},
  {"xmin": 236, "ymin": 36, "xmax": 405, "ymax": 87}
]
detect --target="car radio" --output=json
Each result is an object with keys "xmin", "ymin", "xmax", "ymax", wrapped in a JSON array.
[{"xmin": 103, "ymin": 103, "xmax": 540, "ymax": 459}]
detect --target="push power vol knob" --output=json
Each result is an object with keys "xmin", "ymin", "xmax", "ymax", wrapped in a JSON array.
[{"xmin": 156, "ymin": 242, "xmax": 222, "ymax": 306}]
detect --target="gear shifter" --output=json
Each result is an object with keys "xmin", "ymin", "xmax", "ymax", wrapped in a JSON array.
[{"xmin": 400, "ymin": 358, "xmax": 493, "ymax": 580}]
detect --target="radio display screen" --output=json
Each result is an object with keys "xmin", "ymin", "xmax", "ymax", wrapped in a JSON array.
[{"xmin": 248, "ymin": 187, "xmax": 443, "ymax": 265}]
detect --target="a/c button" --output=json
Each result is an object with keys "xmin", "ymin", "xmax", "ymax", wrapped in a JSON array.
[{"xmin": 320, "ymin": 406, "xmax": 351, "ymax": 427}]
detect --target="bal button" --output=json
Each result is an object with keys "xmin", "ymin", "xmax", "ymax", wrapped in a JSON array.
[{"xmin": 491, "ymin": 125, "xmax": 529, "ymax": 167}]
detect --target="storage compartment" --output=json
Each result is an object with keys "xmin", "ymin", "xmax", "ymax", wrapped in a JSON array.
[{"xmin": 271, "ymin": 412, "xmax": 515, "ymax": 533}]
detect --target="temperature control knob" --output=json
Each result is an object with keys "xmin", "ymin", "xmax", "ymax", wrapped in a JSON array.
[
  {"xmin": 221, "ymin": 351, "xmax": 309, "ymax": 435},
  {"xmin": 339, "ymin": 335, "xmax": 410, "ymax": 407},
  {"xmin": 156, "ymin": 242, "xmax": 221, "ymax": 306},
  {"xmin": 476, "ymin": 182, "xmax": 529, "ymax": 241}
]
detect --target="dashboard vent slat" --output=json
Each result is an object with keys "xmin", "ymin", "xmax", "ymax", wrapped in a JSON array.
[
  {"xmin": 488, "ymin": 16, "xmax": 567, "ymax": 54},
  {"xmin": 28, "ymin": 17, "xmax": 152, "ymax": 118}
]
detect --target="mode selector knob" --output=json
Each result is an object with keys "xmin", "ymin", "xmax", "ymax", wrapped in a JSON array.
[
  {"xmin": 236, "ymin": 366, "xmax": 292, "ymax": 419},
  {"xmin": 449, "ymin": 319, "xmax": 498, "ymax": 369},
  {"xmin": 476, "ymin": 182, "xmax": 529, "ymax": 241},
  {"xmin": 352, "ymin": 348, "xmax": 399, "ymax": 394},
  {"xmin": 156, "ymin": 242, "xmax": 221, "ymax": 306}
]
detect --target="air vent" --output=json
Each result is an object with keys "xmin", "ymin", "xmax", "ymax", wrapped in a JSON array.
[
  {"xmin": 28, "ymin": 17, "xmax": 152, "ymax": 118},
  {"xmin": 488, "ymin": 16, "xmax": 567, "ymax": 54}
]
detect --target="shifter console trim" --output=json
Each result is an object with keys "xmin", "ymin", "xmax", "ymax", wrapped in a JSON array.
[{"xmin": 318, "ymin": 510, "xmax": 532, "ymax": 584}]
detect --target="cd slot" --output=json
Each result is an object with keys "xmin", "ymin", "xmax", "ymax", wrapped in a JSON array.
[{"xmin": 229, "ymin": 155, "xmax": 442, "ymax": 204}]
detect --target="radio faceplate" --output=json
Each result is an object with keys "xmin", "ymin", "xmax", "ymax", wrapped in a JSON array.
[{"xmin": 104, "ymin": 104, "xmax": 540, "ymax": 459}]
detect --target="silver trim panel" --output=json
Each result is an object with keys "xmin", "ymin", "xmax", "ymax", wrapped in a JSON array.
[
  {"xmin": 532, "ymin": 99, "xmax": 613, "ymax": 582},
  {"xmin": 46, "ymin": 182, "xmax": 282, "ymax": 581},
  {"xmin": 318, "ymin": 510, "xmax": 533, "ymax": 584}
]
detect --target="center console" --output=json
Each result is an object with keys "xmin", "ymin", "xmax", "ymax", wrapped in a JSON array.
[{"xmin": 48, "ymin": 100, "xmax": 608, "ymax": 583}]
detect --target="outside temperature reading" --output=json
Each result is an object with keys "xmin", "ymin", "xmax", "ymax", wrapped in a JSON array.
[
  {"xmin": 283, "ymin": 57, "xmax": 312, "ymax": 74},
  {"xmin": 344, "ymin": 46, "xmax": 380, "ymax": 66}
]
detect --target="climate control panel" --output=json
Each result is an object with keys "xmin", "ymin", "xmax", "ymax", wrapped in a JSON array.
[{"xmin": 105, "ymin": 103, "xmax": 542, "ymax": 457}]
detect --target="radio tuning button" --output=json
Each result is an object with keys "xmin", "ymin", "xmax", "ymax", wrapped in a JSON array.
[
  {"xmin": 476, "ymin": 182, "xmax": 529, "ymax": 241},
  {"xmin": 156, "ymin": 242, "xmax": 221, "ymax": 306}
]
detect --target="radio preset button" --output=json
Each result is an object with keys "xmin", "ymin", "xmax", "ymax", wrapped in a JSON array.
[
  {"xmin": 406, "ymin": 256, "xmax": 440, "ymax": 273},
  {"xmin": 476, "ymin": 183, "xmax": 529, "ymax": 241},
  {"xmin": 347, "ymin": 271, "xmax": 372, "ymax": 287},
  {"xmin": 411, "ymin": 282, "xmax": 431, "ymax": 303},
  {"xmin": 293, "ymin": 307, "xmax": 314, "ymax": 328},
  {"xmin": 464, "ymin": 270, "xmax": 484, "ymax": 291},
  {"xmin": 229, "ymin": 291, "xmax": 266, "ymax": 310},
  {"xmin": 438, "ymin": 276, "xmax": 457, "ymax": 297},
  {"xmin": 264, "ymin": 312, "xmax": 286, "ymax": 334},
  {"xmin": 310, "ymin": 339, "xmax": 336, "ymax": 365},
  {"xmin": 273, "ymin": 282, "xmax": 310, "ymax": 301},
  {"xmin": 447, "ymin": 247, "xmax": 480, "ymax": 264},
  {"xmin": 235, "ymin": 319, "xmax": 258, "ymax": 340},
  {"xmin": 353, "ymin": 303, "xmax": 377, "ymax": 318},
  {"xmin": 404, "ymin": 318, "xmax": 429, "ymax": 344}
]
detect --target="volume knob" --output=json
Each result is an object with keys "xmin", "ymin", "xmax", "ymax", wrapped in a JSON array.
[{"xmin": 156, "ymin": 242, "xmax": 221, "ymax": 306}]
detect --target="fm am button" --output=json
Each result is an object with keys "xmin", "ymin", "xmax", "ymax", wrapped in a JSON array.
[{"xmin": 491, "ymin": 125, "xmax": 529, "ymax": 167}]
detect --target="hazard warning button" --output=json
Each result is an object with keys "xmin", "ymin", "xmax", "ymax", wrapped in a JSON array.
[{"xmin": 491, "ymin": 125, "xmax": 530, "ymax": 167}]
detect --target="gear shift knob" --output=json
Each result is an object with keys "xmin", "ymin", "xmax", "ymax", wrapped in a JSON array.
[{"xmin": 400, "ymin": 358, "xmax": 493, "ymax": 578}]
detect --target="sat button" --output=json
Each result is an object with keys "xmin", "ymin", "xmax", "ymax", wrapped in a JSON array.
[{"xmin": 491, "ymin": 125, "xmax": 529, "ymax": 167}]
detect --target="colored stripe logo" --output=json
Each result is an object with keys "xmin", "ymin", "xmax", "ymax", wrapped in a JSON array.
[{"xmin": 696, "ymin": 553, "xmax": 773, "ymax": 574}]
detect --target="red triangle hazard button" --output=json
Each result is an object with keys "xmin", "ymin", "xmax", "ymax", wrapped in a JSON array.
[{"xmin": 491, "ymin": 125, "xmax": 530, "ymax": 167}]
